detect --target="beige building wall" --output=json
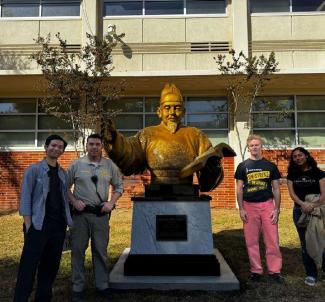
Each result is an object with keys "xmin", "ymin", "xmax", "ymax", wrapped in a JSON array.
[
  {"xmin": 103, "ymin": 2, "xmax": 233, "ymax": 73},
  {"xmin": 0, "ymin": 20, "xmax": 82, "ymax": 45},
  {"xmin": 251, "ymin": 15, "xmax": 325, "ymax": 71}
]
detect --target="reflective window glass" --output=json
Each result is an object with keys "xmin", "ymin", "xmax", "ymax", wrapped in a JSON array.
[
  {"xmin": 0, "ymin": 99, "xmax": 36, "ymax": 113},
  {"xmin": 103, "ymin": 1, "xmax": 142, "ymax": 16},
  {"xmin": 0, "ymin": 132, "xmax": 35, "ymax": 147},
  {"xmin": 38, "ymin": 100, "xmax": 79, "ymax": 113},
  {"xmin": 1, "ymin": 2, "xmax": 39, "ymax": 17},
  {"xmin": 186, "ymin": 0, "xmax": 226, "ymax": 14},
  {"xmin": 187, "ymin": 113, "xmax": 228, "ymax": 129},
  {"xmin": 145, "ymin": 114, "xmax": 160, "ymax": 126},
  {"xmin": 297, "ymin": 113, "xmax": 325, "ymax": 127},
  {"xmin": 250, "ymin": 0, "xmax": 290, "ymax": 13},
  {"xmin": 145, "ymin": 97, "xmax": 160, "ymax": 112},
  {"xmin": 187, "ymin": 98, "xmax": 228, "ymax": 113},
  {"xmin": 299, "ymin": 130, "xmax": 325, "ymax": 147},
  {"xmin": 253, "ymin": 113, "xmax": 294, "ymax": 128},
  {"xmin": 109, "ymin": 98, "xmax": 143, "ymax": 112},
  {"xmin": 38, "ymin": 115, "xmax": 73, "ymax": 129},
  {"xmin": 253, "ymin": 130, "xmax": 295, "ymax": 146},
  {"xmin": 42, "ymin": 2, "xmax": 80, "ymax": 17},
  {"xmin": 292, "ymin": 0, "xmax": 325, "ymax": 12},
  {"xmin": 203, "ymin": 130, "xmax": 228, "ymax": 145},
  {"xmin": 37, "ymin": 131, "xmax": 75, "ymax": 146},
  {"xmin": 296, "ymin": 96, "xmax": 325, "ymax": 110},
  {"xmin": 145, "ymin": 0, "xmax": 183, "ymax": 15},
  {"xmin": 114, "ymin": 114, "xmax": 143, "ymax": 129},
  {"xmin": 0, "ymin": 116, "xmax": 35, "ymax": 130},
  {"xmin": 253, "ymin": 96, "xmax": 294, "ymax": 111}
]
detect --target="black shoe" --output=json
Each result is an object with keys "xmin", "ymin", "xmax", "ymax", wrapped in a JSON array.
[
  {"xmin": 71, "ymin": 290, "xmax": 83, "ymax": 302},
  {"xmin": 247, "ymin": 273, "xmax": 263, "ymax": 283},
  {"xmin": 97, "ymin": 288, "xmax": 112, "ymax": 300},
  {"xmin": 268, "ymin": 273, "xmax": 285, "ymax": 284}
]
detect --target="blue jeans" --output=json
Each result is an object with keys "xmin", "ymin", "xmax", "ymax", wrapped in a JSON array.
[{"xmin": 293, "ymin": 206, "xmax": 325, "ymax": 279}]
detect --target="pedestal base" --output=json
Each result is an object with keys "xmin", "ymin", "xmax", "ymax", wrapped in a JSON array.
[
  {"xmin": 109, "ymin": 248, "xmax": 240, "ymax": 291},
  {"xmin": 124, "ymin": 254, "xmax": 220, "ymax": 276}
]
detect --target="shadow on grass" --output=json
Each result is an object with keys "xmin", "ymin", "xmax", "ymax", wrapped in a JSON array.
[
  {"xmin": 212, "ymin": 229, "xmax": 325, "ymax": 302},
  {"xmin": 214, "ymin": 229, "xmax": 306, "ymax": 284},
  {"xmin": 0, "ymin": 257, "xmax": 19, "ymax": 301}
]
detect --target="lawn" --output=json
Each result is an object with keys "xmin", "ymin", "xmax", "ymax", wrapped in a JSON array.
[{"xmin": 1, "ymin": 208, "xmax": 324, "ymax": 302}]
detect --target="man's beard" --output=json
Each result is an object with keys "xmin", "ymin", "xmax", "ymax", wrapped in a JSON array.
[{"xmin": 166, "ymin": 120, "xmax": 179, "ymax": 134}]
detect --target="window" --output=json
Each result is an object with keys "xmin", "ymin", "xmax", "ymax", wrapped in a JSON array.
[
  {"xmin": 103, "ymin": 0, "xmax": 226, "ymax": 16},
  {"xmin": 0, "ymin": 99, "xmax": 75, "ymax": 147},
  {"xmin": 103, "ymin": 0, "xmax": 142, "ymax": 16},
  {"xmin": 1, "ymin": 1, "xmax": 39, "ymax": 17},
  {"xmin": 187, "ymin": 0, "xmax": 226, "ymax": 14},
  {"xmin": 42, "ymin": 0, "xmax": 80, "ymax": 17},
  {"xmin": 110, "ymin": 96, "xmax": 229, "ymax": 145},
  {"xmin": 250, "ymin": 0, "xmax": 290, "ymax": 13},
  {"xmin": 0, "ymin": 0, "xmax": 80, "ymax": 17},
  {"xmin": 145, "ymin": 0, "xmax": 183, "ymax": 15},
  {"xmin": 0, "ymin": 97, "xmax": 229, "ymax": 148},
  {"xmin": 252, "ymin": 96, "xmax": 325, "ymax": 147},
  {"xmin": 250, "ymin": 0, "xmax": 325, "ymax": 13},
  {"xmin": 292, "ymin": 0, "xmax": 325, "ymax": 12}
]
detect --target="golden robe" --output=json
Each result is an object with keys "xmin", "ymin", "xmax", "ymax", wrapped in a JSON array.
[{"xmin": 108, "ymin": 122, "xmax": 212, "ymax": 184}]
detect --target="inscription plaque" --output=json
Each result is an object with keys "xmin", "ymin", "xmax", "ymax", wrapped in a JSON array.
[{"xmin": 156, "ymin": 215, "xmax": 187, "ymax": 241}]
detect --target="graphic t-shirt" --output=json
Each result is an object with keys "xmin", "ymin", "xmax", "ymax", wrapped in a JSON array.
[
  {"xmin": 287, "ymin": 167, "xmax": 325, "ymax": 206},
  {"xmin": 235, "ymin": 158, "xmax": 281, "ymax": 202}
]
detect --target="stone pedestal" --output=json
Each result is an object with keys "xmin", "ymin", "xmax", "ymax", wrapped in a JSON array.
[{"xmin": 124, "ymin": 198, "xmax": 220, "ymax": 276}]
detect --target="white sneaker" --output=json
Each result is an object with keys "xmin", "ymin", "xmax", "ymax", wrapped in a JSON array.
[{"xmin": 304, "ymin": 276, "xmax": 316, "ymax": 286}]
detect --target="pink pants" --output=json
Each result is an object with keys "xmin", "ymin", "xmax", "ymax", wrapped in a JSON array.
[{"xmin": 243, "ymin": 200, "xmax": 282, "ymax": 274}]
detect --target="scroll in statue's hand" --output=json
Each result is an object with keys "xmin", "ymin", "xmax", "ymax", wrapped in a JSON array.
[
  {"xmin": 179, "ymin": 143, "xmax": 236, "ymax": 179},
  {"xmin": 179, "ymin": 143, "xmax": 236, "ymax": 192}
]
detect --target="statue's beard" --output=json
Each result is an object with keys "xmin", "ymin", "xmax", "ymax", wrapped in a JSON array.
[{"xmin": 166, "ymin": 120, "xmax": 179, "ymax": 134}]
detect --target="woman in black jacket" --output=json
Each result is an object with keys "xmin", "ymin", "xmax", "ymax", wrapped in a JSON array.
[{"xmin": 287, "ymin": 147, "xmax": 325, "ymax": 286}]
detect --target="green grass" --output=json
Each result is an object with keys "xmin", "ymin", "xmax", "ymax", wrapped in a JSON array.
[{"xmin": 1, "ymin": 209, "xmax": 325, "ymax": 301}]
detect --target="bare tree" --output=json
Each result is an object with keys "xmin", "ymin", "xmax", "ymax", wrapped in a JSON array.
[
  {"xmin": 30, "ymin": 28, "xmax": 125, "ymax": 153},
  {"xmin": 215, "ymin": 50, "xmax": 279, "ymax": 160}
]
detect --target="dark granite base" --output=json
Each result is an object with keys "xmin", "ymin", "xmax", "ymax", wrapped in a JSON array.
[{"xmin": 124, "ymin": 254, "xmax": 220, "ymax": 276}]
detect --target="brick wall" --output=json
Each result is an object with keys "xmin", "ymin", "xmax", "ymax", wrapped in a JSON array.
[{"xmin": 1, "ymin": 149, "xmax": 324, "ymax": 210}]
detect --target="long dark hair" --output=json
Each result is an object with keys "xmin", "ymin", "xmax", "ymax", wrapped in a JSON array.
[{"xmin": 287, "ymin": 147, "xmax": 318, "ymax": 175}]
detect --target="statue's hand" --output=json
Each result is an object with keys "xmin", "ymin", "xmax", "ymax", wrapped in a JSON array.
[{"xmin": 101, "ymin": 119, "xmax": 117, "ymax": 143}]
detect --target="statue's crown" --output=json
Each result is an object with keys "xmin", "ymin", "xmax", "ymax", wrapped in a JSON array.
[{"xmin": 160, "ymin": 83, "xmax": 183, "ymax": 105}]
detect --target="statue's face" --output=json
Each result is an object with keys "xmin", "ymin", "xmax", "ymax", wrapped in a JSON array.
[{"xmin": 157, "ymin": 94, "xmax": 185, "ymax": 127}]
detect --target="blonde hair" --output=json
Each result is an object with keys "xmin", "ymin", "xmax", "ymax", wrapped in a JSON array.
[
  {"xmin": 246, "ymin": 134, "xmax": 263, "ymax": 146},
  {"xmin": 160, "ymin": 83, "xmax": 183, "ymax": 105}
]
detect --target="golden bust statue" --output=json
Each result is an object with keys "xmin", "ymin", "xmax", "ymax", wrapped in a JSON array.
[{"xmin": 103, "ymin": 83, "xmax": 235, "ymax": 192}]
